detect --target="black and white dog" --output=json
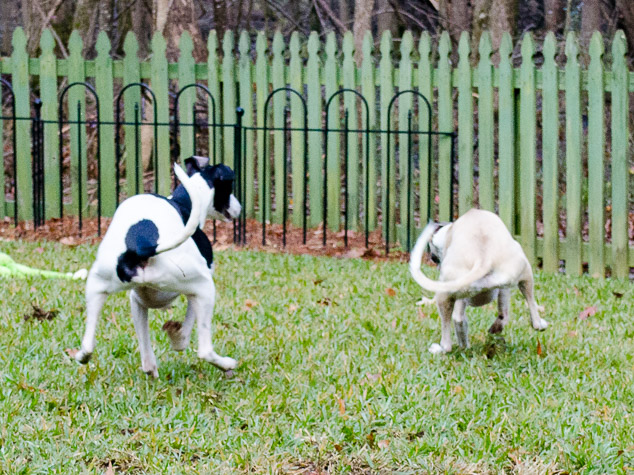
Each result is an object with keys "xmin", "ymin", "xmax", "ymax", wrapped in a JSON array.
[{"xmin": 74, "ymin": 155, "xmax": 241, "ymax": 377}]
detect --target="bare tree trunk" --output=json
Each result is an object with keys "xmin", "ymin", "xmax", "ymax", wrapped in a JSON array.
[
  {"xmin": 212, "ymin": 0, "xmax": 229, "ymax": 40},
  {"xmin": 581, "ymin": 0, "xmax": 606, "ymax": 47},
  {"xmin": 353, "ymin": 0, "xmax": 374, "ymax": 64},
  {"xmin": 615, "ymin": 0, "xmax": 634, "ymax": 55},
  {"xmin": 472, "ymin": 0, "xmax": 516, "ymax": 62},
  {"xmin": 340, "ymin": 0, "xmax": 351, "ymax": 30},
  {"xmin": 376, "ymin": 0, "xmax": 398, "ymax": 37},
  {"xmin": 155, "ymin": 0, "xmax": 206, "ymax": 61},
  {"xmin": 447, "ymin": 0, "xmax": 471, "ymax": 42},
  {"xmin": 544, "ymin": 0, "xmax": 565, "ymax": 33},
  {"xmin": 1, "ymin": 0, "xmax": 22, "ymax": 55}
]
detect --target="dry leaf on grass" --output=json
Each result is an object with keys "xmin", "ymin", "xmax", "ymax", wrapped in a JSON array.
[
  {"xmin": 64, "ymin": 348, "xmax": 79, "ymax": 358},
  {"xmin": 385, "ymin": 288, "xmax": 396, "ymax": 297},
  {"xmin": 578, "ymin": 306, "xmax": 597, "ymax": 320}
]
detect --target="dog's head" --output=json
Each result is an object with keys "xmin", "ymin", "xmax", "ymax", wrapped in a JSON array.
[
  {"xmin": 185, "ymin": 156, "xmax": 242, "ymax": 222},
  {"xmin": 427, "ymin": 222, "xmax": 451, "ymax": 265}
]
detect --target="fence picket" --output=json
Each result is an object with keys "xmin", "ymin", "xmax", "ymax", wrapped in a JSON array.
[
  {"xmin": 289, "ymin": 32, "xmax": 304, "ymax": 227},
  {"xmin": 587, "ymin": 32, "xmax": 605, "ymax": 277},
  {"xmin": 222, "ymin": 31, "xmax": 236, "ymax": 168},
  {"xmin": 437, "ymin": 32, "xmax": 453, "ymax": 222},
  {"xmin": 255, "ymin": 32, "xmax": 269, "ymax": 223},
  {"xmin": 150, "ymin": 32, "xmax": 170, "ymax": 196},
  {"xmin": 519, "ymin": 33, "xmax": 536, "ymax": 265},
  {"xmin": 417, "ymin": 32, "xmax": 433, "ymax": 223},
  {"xmin": 68, "ymin": 31, "xmax": 88, "ymax": 215},
  {"xmin": 343, "ymin": 32, "xmax": 359, "ymax": 231},
  {"xmin": 39, "ymin": 30, "xmax": 60, "ymax": 219},
  {"xmin": 122, "ymin": 33, "xmax": 141, "ymax": 198},
  {"xmin": 565, "ymin": 32, "xmax": 582, "ymax": 276},
  {"xmin": 325, "ymin": 32, "xmax": 340, "ymax": 231},
  {"xmin": 361, "ymin": 31, "xmax": 376, "ymax": 231},
  {"xmin": 306, "ymin": 32, "xmax": 322, "ymax": 227},
  {"xmin": 239, "ymin": 31, "xmax": 255, "ymax": 217},
  {"xmin": 379, "ymin": 31, "xmax": 394, "ymax": 241},
  {"xmin": 95, "ymin": 32, "xmax": 116, "ymax": 216},
  {"xmin": 477, "ymin": 31, "xmax": 494, "ymax": 212},
  {"xmin": 610, "ymin": 31, "xmax": 629, "ymax": 279},
  {"xmin": 457, "ymin": 32, "xmax": 473, "ymax": 216},
  {"xmin": 271, "ymin": 31, "xmax": 285, "ymax": 224},
  {"xmin": 178, "ymin": 32, "xmax": 196, "ymax": 161},
  {"xmin": 541, "ymin": 32, "xmax": 560, "ymax": 273},
  {"xmin": 207, "ymin": 31, "xmax": 222, "ymax": 165},
  {"xmin": 498, "ymin": 33, "xmax": 514, "ymax": 231},
  {"xmin": 398, "ymin": 31, "xmax": 413, "ymax": 246}
]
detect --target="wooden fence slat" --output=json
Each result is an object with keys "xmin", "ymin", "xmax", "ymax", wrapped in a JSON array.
[
  {"xmin": 207, "ymin": 31, "xmax": 222, "ymax": 165},
  {"xmin": 68, "ymin": 31, "xmax": 88, "ymax": 215},
  {"xmin": 497, "ymin": 33, "xmax": 515, "ymax": 231},
  {"xmin": 325, "ymin": 32, "xmax": 340, "ymax": 231},
  {"xmin": 289, "ymin": 32, "xmax": 304, "ymax": 227},
  {"xmin": 477, "ymin": 31, "xmax": 494, "ymax": 212},
  {"xmin": 150, "ymin": 32, "xmax": 170, "ymax": 196},
  {"xmin": 271, "ymin": 31, "xmax": 286, "ymax": 224},
  {"xmin": 457, "ymin": 32, "xmax": 473, "ymax": 216},
  {"xmin": 222, "ymin": 31, "xmax": 236, "ymax": 168},
  {"xmin": 11, "ymin": 28, "xmax": 31, "ymax": 221},
  {"xmin": 519, "ymin": 33, "xmax": 536, "ymax": 265},
  {"xmin": 255, "ymin": 32, "xmax": 269, "ymax": 223},
  {"xmin": 122, "ymin": 33, "xmax": 141, "ymax": 197},
  {"xmin": 239, "ymin": 31, "xmax": 255, "ymax": 217},
  {"xmin": 343, "ymin": 32, "xmax": 359, "ymax": 231},
  {"xmin": 39, "ymin": 29, "xmax": 60, "ymax": 219},
  {"xmin": 541, "ymin": 32, "xmax": 560, "ymax": 273},
  {"xmin": 398, "ymin": 31, "xmax": 413, "ymax": 246},
  {"xmin": 361, "ymin": 31, "xmax": 376, "ymax": 231},
  {"xmin": 379, "ymin": 31, "xmax": 394, "ymax": 239},
  {"xmin": 417, "ymin": 32, "xmax": 433, "ymax": 224},
  {"xmin": 437, "ymin": 31, "xmax": 453, "ymax": 222},
  {"xmin": 178, "ymin": 31, "xmax": 195, "ymax": 161},
  {"xmin": 565, "ymin": 32, "xmax": 582, "ymax": 276},
  {"xmin": 587, "ymin": 32, "xmax": 605, "ymax": 277},
  {"xmin": 306, "ymin": 32, "xmax": 322, "ymax": 227},
  {"xmin": 95, "ymin": 32, "xmax": 116, "ymax": 216},
  {"xmin": 610, "ymin": 31, "xmax": 629, "ymax": 279}
]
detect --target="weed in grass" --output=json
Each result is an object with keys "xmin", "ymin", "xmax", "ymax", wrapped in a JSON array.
[{"xmin": 0, "ymin": 241, "xmax": 632, "ymax": 473}]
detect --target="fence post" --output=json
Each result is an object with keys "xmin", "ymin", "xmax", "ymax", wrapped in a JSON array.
[
  {"xmin": 32, "ymin": 99, "xmax": 44, "ymax": 228},
  {"xmin": 233, "ymin": 107, "xmax": 245, "ymax": 245}
]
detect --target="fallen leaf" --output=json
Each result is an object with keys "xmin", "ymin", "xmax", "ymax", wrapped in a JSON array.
[
  {"xmin": 391, "ymin": 319, "xmax": 397, "ymax": 330},
  {"xmin": 313, "ymin": 278, "xmax": 324, "ymax": 285},
  {"xmin": 243, "ymin": 299, "xmax": 258, "ymax": 311},
  {"xmin": 452, "ymin": 385, "xmax": 463, "ymax": 394},
  {"xmin": 378, "ymin": 439, "xmax": 390, "ymax": 449},
  {"xmin": 578, "ymin": 306, "xmax": 597, "ymax": 320},
  {"xmin": 366, "ymin": 431, "xmax": 376, "ymax": 448},
  {"xmin": 385, "ymin": 288, "xmax": 396, "ymax": 297},
  {"xmin": 64, "ymin": 348, "xmax": 79, "ymax": 358},
  {"xmin": 407, "ymin": 430, "xmax": 425, "ymax": 441},
  {"xmin": 288, "ymin": 304, "xmax": 299, "ymax": 313},
  {"xmin": 536, "ymin": 339, "xmax": 544, "ymax": 357},
  {"xmin": 334, "ymin": 443, "xmax": 343, "ymax": 452},
  {"xmin": 35, "ymin": 247, "xmax": 44, "ymax": 254},
  {"xmin": 23, "ymin": 305, "xmax": 57, "ymax": 322},
  {"xmin": 254, "ymin": 271, "xmax": 262, "ymax": 278},
  {"xmin": 337, "ymin": 398, "xmax": 345, "ymax": 416},
  {"xmin": 567, "ymin": 330, "xmax": 578, "ymax": 337},
  {"xmin": 59, "ymin": 236, "xmax": 77, "ymax": 246},
  {"xmin": 342, "ymin": 248, "xmax": 365, "ymax": 259},
  {"xmin": 105, "ymin": 461, "xmax": 115, "ymax": 475},
  {"xmin": 612, "ymin": 291, "xmax": 624, "ymax": 299}
]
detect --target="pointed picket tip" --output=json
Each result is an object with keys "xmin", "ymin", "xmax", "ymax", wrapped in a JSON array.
[
  {"xmin": 122, "ymin": 31, "xmax": 138, "ymax": 56},
  {"xmin": 151, "ymin": 31, "xmax": 167, "ymax": 54},
  {"xmin": 400, "ymin": 30, "xmax": 413, "ymax": 55},
  {"xmin": 479, "ymin": 31, "xmax": 492, "ymax": 58},
  {"xmin": 272, "ymin": 30, "xmax": 284, "ymax": 52},
  {"xmin": 223, "ymin": 30, "xmax": 235, "ymax": 56},
  {"xmin": 419, "ymin": 31, "xmax": 431, "ymax": 58},
  {"xmin": 207, "ymin": 30, "xmax": 218, "ymax": 54},
  {"xmin": 289, "ymin": 31, "xmax": 300, "ymax": 54},
  {"xmin": 239, "ymin": 31, "xmax": 251, "ymax": 55},
  {"xmin": 68, "ymin": 30, "xmax": 84, "ymax": 55},
  {"xmin": 380, "ymin": 30, "xmax": 393, "ymax": 55},
  {"xmin": 179, "ymin": 30, "xmax": 193, "ymax": 56},
  {"xmin": 438, "ymin": 31, "xmax": 451, "ymax": 56},
  {"xmin": 611, "ymin": 30, "xmax": 627, "ymax": 58},
  {"xmin": 39, "ymin": 29, "xmax": 55, "ymax": 53},
  {"xmin": 11, "ymin": 26, "xmax": 26, "ymax": 50},
  {"xmin": 520, "ymin": 32, "xmax": 534, "ymax": 62},
  {"xmin": 307, "ymin": 31, "xmax": 320, "ymax": 55},
  {"xmin": 589, "ymin": 31, "xmax": 604, "ymax": 58},
  {"xmin": 500, "ymin": 32, "xmax": 513, "ymax": 57},
  {"xmin": 543, "ymin": 31, "xmax": 557, "ymax": 60},
  {"xmin": 342, "ymin": 31, "xmax": 354, "ymax": 56},
  {"xmin": 255, "ymin": 32, "xmax": 267, "ymax": 58},
  {"xmin": 325, "ymin": 32, "xmax": 337, "ymax": 56},
  {"xmin": 95, "ymin": 31, "xmax": 112, "ymax": 57},
  {"xmin": 362, "ymin": 31, "xmax": 373, "ymax": 60},
  {"xmin": 565, "ymin": 31, "xmax": 579, "ymax": 59}
]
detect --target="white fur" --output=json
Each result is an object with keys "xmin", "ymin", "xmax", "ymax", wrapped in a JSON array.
[{"xmin": 74, "ymin": 165, "xmax": 241, "ymax": 377}]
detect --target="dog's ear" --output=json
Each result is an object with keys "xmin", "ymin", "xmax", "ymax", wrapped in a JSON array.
[{"xmin": 184, "ymin": 155, "xmax": 210, "ymax": 176}]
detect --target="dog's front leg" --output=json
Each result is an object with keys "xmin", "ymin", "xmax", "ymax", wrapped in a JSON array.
[
  {"xmin": 75, "ymin": 278, "xmax": 108, "ymax": 364},
  {"xmin": 452, "ymin": 300, "xmax": 469, "ymax": 349},
  {"xmin": 429, "ymin": 295, "xmax": 454, "ymax": 354},
  {"xmin": 190, "ymin": 280, "xmax": 237, "ymax": 372},
  {"xmin": 489, "ymin": 288, "xmax": 511, "ymax": 334},
  {"xmin": 130, "ymin": 291, "xmax": 158, "ymax": 378}
]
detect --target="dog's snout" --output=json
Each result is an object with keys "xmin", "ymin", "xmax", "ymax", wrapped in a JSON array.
[{"xmin": 226, "ymin": 194, "xmax": 242, "ymax": 219}]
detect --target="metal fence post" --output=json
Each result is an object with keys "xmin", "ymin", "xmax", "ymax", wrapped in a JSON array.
[{"xmin": 233, "ymin": 107, "xmax": 245, "ymax": 245}]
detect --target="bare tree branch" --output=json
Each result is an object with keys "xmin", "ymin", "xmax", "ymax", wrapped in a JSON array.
[{"xmin": 313, "ymin": 0, "xmax": 347, "ymax": 33}]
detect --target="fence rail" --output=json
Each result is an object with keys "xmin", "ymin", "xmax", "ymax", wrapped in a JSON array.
[{"xmin": 1, "ymin": 27, "xmax": 633, "ymax": 278}]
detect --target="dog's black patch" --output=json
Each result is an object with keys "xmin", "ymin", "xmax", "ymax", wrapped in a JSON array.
[
  {"xmin": 200, "ymin": 164, "xmax": 235, "ymax": 215},
  {"xmin": 191, "ymin": 228, "xmax": 213, "ymax": 268},
  {"xmin": 116, "ymin": 219, "xmax": 159, "ymax": 282}
]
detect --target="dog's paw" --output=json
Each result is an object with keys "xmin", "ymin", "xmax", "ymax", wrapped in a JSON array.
[
  {"xmin": 533, "ymin": 318, "xmax": 549, "ymax": 331},
  {"xmin": 428, "ymin": 343, "xmax": 447, "ymax": 354},
  {"xmin": 162, "ymin": 320, "xmax": 189, "ymax": 351},
  {"xmin": 74, "ymin": 349, "xmax": 92, "ymax": 364},
  {"xmin": 200, "ymin": 351, "xmax": 238, "ymax": 371},
  {"xmin": 144, "ymin": 367, "xmax": 159, "ymax": 378},
  {"xmin": 72, "ymin": 268, "xmax": 88, "ymax": 280}
]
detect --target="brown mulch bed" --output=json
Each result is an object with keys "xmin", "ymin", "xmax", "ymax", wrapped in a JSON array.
[{"xmin": 0, "ymin": 215, "xmax": 412, "ymax": 263}]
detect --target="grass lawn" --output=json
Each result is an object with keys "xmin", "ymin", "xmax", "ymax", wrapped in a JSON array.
[{"xmin": 0, "ymin": 240, "xmax": 633, "ymax": 473}]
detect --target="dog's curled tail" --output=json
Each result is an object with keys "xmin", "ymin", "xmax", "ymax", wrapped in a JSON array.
[
  {"xmin": 154, "ymin": 164, "xmax": 202, "ymax": 254},
  {"xmin": 409, "ymin": 222, "xmax": 490, "ymax": 295}
]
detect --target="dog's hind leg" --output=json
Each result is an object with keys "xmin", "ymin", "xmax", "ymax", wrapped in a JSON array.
[
  {"xmin": 489, "ymin": 288, "xmax": 511, "ymax": 334},
  {"xmin": 518, "ymin": 273, "xmax": 549, "ymax": 331},
  {"xmin": 452, "ymin": 300, "xmax": 470, "ymax": 349},
  {"xmin": 191, "ymin": 280, "xmax": 237, "ymax": 371},
  {"xmin": 163, "ymin": 302, "xmax": 196, "ymax": 351},
  {"xmin": 429, "ymin": 295, "xmax": 454, "ymax": 354},
  {"xmin": 75, "ymin": 278, "xmax": 108, "ymax": 364},
  {"xmin": 130, "ymin": 291, "xmax": 158, "ymax": 378}
]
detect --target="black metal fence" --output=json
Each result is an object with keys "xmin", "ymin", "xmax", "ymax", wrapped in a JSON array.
[{"xmin": 1, "ymin": 79, "xmax": 456, "ymax": 253}]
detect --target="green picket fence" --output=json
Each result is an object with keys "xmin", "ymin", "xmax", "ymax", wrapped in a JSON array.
[{"xmin": 0, "ymin": 27, "xmax": 632, "ymax": 278}]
